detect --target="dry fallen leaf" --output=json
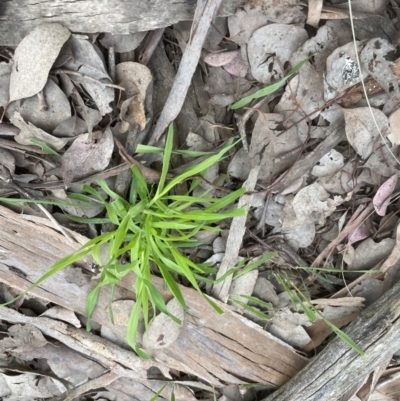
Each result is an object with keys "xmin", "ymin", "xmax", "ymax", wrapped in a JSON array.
[
  {"xmin": 9, "ymin": 23, "xmax": 70, "ymax": 102},
  {"xmin": 373, "ymin": 174, "xmax": 398, "ymax": 217},
  {"xmin": 248, "ymin": 24, "xmax": 308, "ymax": 84},
  {"xmin": 11, "ymin": 78, "xmax": 71, "ymax": 133},
  {"xmin": 61, "ymin": 127, "xmax": 114, "ymax": 187},
  {"xmin": 343, "ymin": 107, "xmax": 388, "ymax": 159},
  {"xmin": 11, "ymin": 111, "xmax": 69, "ymax": 150}
]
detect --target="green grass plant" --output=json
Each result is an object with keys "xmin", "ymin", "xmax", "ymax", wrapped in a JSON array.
[
  {"xmin": 0, "ymin": 124, "xmax": 247, "ymax": 357},
  {"xmin": 229, "ymin": 55, "xmax": 312, "ymax": 110},
  {"xmin": 276, "ymin": 272, "xmax": 364, "ymax": 355}
]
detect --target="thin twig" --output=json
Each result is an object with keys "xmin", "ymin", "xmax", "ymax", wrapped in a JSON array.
[
  {"xmin": 312, "ymin": 203, "xmax": 374, "ymax": 267},
  {"xmin": 139, "ymin": 28, "xmax": 165, "ymax": 65},
  {"xmin": 0, "ymin": 165, "xmax": 76, "ymax": 243}
]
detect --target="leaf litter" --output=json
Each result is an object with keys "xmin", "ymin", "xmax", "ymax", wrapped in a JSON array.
[{"xmin": 1, "ymin": 1, "xmax": 400, "ymax": 400}]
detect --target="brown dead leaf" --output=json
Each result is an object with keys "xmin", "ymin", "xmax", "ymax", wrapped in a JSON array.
[
  {"xmin": 61, "ymin": 127, "xmax": 114, "ymax": 187},
  {"xmin": 119, "ymin": 94, "xmax": 146, "ymax": 132},
  {"xmin": 9, "ymin": 24, "xmax": 70, "ymax": 102},
  {"xmin": 115, "ymin": 62, "xmax": 152, "ymax": 100}
]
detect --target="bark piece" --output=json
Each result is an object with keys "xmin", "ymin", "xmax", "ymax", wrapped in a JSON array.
[
  {"xmin": 0, "ymin": 0, "xmax": 242, "ymax": 46},
  {"xmin": 263, "ymin": 279, "xmax": 400, "ymax": 401},
  {"xmin": 0, "ymin": 205, "xmax": 307, "ymax": 387}
]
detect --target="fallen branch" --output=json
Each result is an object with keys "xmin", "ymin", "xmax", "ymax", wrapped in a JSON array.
[
  {"xmin": 148, "ymin": 0, "xmax": 224, "ymax": 145},
  {"xmin": 262, "ymin": 279, "xmax": 400, "ymax": 401}
]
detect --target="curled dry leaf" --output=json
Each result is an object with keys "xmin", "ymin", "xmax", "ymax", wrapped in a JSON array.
[
  {"xmin": 9, "ymin": 24, "xmax": 71, "ymax": 102},
  {"xmin": 343, "ymin": 107, "xmax": 389, "ymax": 159},
  {"xmin": 142, "ymin": 298, "xmax": 184, "ymax": 350},
  {"xmin": 223, "ymin": 51, "xmax": 248, "ymax": 77},
  {"xmin": 11, "ymin": 78, "xmax": 71, "ymax": 133},
  {"xmin": 204, "ymin": 50, "xmax": 248, "ymax": 78},
  {"xmin": 348, "ymin": 223, "xmax": 369, "ymax": 246},
  {"xmin": 61, "ymin": 127, "xmax": 114, "ymax": 187},
  {"xmin": 373, "ymin": 174, "xmax": 398, "ymax": 216},
  {"xmin": 388, "ymin": 108, "xmax": 400, "ymax": 146},
  {"xmin": 115, "ymin": 62, "xmax": 152, "ymax": 132},
  {"xmin": 63, "ymin": 36, "xmax": 110, "ymax": 81},
  {"xmin": 204, "ymin": 50, "xmax": 240, "ymax": 67},
  {"xmin": 11, "ymin": 112, "xmax": 69, "ymax": 150},
  {"xmin": 115, "ymin": 62, "xmax": 152, "ymax": 100},
  {"xmin": 119, "ymin": 94, "xmax": 146, "ymax": 132}
]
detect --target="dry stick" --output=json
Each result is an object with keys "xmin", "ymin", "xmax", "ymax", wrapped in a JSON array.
[
  {"xmin": 108, "ymin": 45, "xmax": 116, "ymax": 83},
  {"xmin": 139, "ymin": 28, "xmax": 165, "ymax": 65},
  {"xmin": 312, "ymin": 203, "xmax": 374, "ymax": 267},
  {"xmin": 262, "ymin": 278, "xmax": 400, "ymax": 401},
  {"xmin": 147, "ymin": 0, "xmax": 223, "ymax": 146}
]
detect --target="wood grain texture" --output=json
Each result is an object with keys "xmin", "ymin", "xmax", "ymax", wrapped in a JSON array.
[
  {"xmin": 0, "ymin": 0, "xmax": 244, "ymax": 45},
  {"xmin": 0, "ymin": 205, "xmax": 307, "ymax": 387}
]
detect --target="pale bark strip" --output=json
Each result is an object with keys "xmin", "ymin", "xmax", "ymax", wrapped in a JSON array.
[
  {"xmin": 0, "ymin": 306, "xmax": 162, "ymax": 379},
  {"xmin": 212, "ymin": 166, "xmax": 259, "ymax": 303},
  {"xmin": 148, "ymin": 0, "xmax": 224, "ymax": 145},
  {"xmin": 263, "ymin": 279, "xmax": 400, "ymax": 401},
  {"xmin": 306, "ymin": 0, "xmax": 323, "ymax": 28},
  {"xmin": 0, "ymin": 0, "xmax": 241, "ymax": 46}
]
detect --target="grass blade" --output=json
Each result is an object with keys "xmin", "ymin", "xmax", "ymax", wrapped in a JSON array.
[{"xmin": 230, "ymin": 55, "xmax": 312, "ymax": 109}]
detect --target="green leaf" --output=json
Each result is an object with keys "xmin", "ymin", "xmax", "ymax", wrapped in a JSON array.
[
  {"xmin": 86, "ymin": 284, "xmax": 101, "ymax": 331},
  {"xmin": 29, "ymin": 138, "xmax": 60, "ymax": 155},
  {"xmin": 231, "ymin": 299, "xmax": 271, "ymax": 321},
  {"xmin": 234, "ymin": 252, "xmax": 277, "ymax": 280},
  {"xmin": 153, "ymin": 138, "xmax": 239, "ymax": 200},
  {"xmin": 155, "ymin": 123, "xmax": 174, "ymax": 198},
  {"xmin": 149, "ymin": 384, "xmax": 168, "ymax": 401},
  {"xmin": 229, "ymin": 56, "xmax": 312, "ymax": 109},
  {"xmin": 137, "ymin": 143, "xmax": 212, "ymax": 157}
]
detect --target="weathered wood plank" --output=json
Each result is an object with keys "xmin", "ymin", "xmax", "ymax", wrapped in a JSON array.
[
  {"xmin": 0, "ymin": 205, "xmax": 308, "ymax": 387},
  {"xmin": 263, "ymin": 279, "xmax": 400, "ymax": 401},
  {"xmin": 0, "ymin": 0, "xmax": 244, "ymax": 45}
]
